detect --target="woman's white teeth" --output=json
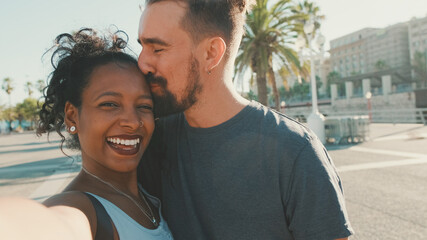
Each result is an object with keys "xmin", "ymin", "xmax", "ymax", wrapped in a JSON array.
[{"xmin": 107, "ymin": 138, "xmax": 140, "ymax": 146}]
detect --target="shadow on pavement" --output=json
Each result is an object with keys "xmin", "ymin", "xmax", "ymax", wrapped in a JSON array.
[
  {"xmin": 0, "ymin": 145, "xmax": 60, "ymax": 155},
  {"xmin": 0, "ymin": 173, "xmax": 77, "ymax": 187},
  {"xmin": 0, "ymin": 157, "xmax": 80, "ymax": 180},
  {"xmin": 0, "ymin": 140, "xmax": 61, "ymax": 149}
]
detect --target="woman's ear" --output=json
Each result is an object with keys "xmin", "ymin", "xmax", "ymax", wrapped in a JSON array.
[
  {"xmin": 203, "ymin": 36, "xmax": 226, "ymax": 73},
  {"xmin": 64, "ymin": 102, "xmax": 79, "ymax": 133}
]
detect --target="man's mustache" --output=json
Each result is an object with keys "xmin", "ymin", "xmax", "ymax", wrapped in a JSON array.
[{"xmin": 145, "ymin": 73, "xmax": 167, "ymax": 87}]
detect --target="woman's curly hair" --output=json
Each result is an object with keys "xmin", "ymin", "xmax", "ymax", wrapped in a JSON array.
[{"xmin": 37, "ymin": 28, "xmax": 138, "ymax": 152}]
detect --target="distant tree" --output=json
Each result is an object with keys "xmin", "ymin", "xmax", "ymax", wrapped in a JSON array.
[
  {"xmin": 0, "ymin": 106, "xmax": 17, "ymax": 133},
  {"xmin": 292, "ymin": 0, "xmax": 325, "ymax": 41},
  {"xmin": 236, "ymin": 0, "xmax": 307, "ymax": 109},
  {"xmin": 246, "ymin": 90, "xmax": 258, "ymax": 101},
  {"xmin": 412, "ymin": 51, "xmax": 427, "ymax": 88},
  {"xmin": 2, "ymin": 77, "xmax": 13, "ymax": 102},
  {"xmin": 36, "ymin": 79, "xmax": 46, "ymax": 95},
  {"xmin": 374, "ymin": 59, "xmax": 388, "ymax": 71},
  {"xmin": 25, "ymin": 81, "xmax": 34, "ymax": 98},
  {"xmin": 326, "ymin": 71, "xmax": 343, "ymax": 97},
  {"xmin": 291, "ymin": 81, "xmax": 310, "ymax": 101},
  {"xmin": 2, "ymin": 78, "xmax": 14, "ymax": 131},
  {"xmin": 15, "ymin": 98, "xmax": 39, "ymax": 130}
]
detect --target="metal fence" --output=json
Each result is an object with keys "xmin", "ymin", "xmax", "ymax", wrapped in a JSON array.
[{"xmin": 285, "ymin": 108, "xmax": 427, "ymax": 125}]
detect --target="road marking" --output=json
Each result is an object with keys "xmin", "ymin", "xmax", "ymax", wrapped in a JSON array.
[
  {"xmin": 337, "ymin": 146, "xmax": 427, "ymax": 172},
  {"xmin": 338, "ymin": 157, "xmax": 427, "ymax": 172},
  {"xmin": 372, "ymin": 133, "xmax": 427, "ymax": 142},
  {"xmin": 29, "ymin": 159, "xmax": 81, "ymax": 202},
  {"xmin": 350, "ymin": 146, "xmax": 427, "ymax": 158}
]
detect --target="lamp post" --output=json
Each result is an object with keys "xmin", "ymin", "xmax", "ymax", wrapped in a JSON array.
[
  {"xmin": 365, "ymin": 91, "xmax": 372, "ymax": 122},
  {"xmin": 280, "ymin": 101, "xmax": 286, "ymax": 113},
  {"xmin": 298, "ymin": 20, "xmax": 326, "ymax": 143}
]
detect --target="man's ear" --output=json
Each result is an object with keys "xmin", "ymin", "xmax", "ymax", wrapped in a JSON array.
[
  {"xmin": 203, "ymin": 36, "xmax": 226, "ymax": 73},
  {"xmin": 64, "ymin": 102, "xmax": 79, "ymax": 133}
]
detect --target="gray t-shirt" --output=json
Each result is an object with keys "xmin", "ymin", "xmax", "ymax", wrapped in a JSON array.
[{"xmin": 139, "ymin": 101, "xmax": 354, "ymax": 240}]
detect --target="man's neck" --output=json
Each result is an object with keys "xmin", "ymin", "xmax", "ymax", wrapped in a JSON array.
[{"xmin": 183, "ymin": 79, "xmax": 250, "ymax": 128}]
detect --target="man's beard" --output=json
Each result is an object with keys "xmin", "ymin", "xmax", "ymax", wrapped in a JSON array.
[{"xmin": 145, "ymin": 57, "xmax": 202, "ymax": 118}]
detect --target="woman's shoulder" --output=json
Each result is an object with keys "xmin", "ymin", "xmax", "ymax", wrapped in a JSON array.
[
  {"xmin": 43, "ymin": 191, "xmax": 98, "ymax": 235},
  {"xmin": 44, "ymin": 191, "xmax": 92, "ymax": 209}
]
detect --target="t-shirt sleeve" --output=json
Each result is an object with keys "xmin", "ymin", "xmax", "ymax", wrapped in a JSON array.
[{"xmin": 284, "ymin": 137, "xmax": 354, "ymax": 240}]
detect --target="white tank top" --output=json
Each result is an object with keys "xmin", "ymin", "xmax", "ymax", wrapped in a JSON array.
[{"xmin": 86, "ymin": 187, "xmax": 173, "ymax": 240}]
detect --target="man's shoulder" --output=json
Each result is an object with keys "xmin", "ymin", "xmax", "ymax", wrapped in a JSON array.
[{"xmin": 248, "ymin": 101, "xmax": 314, "ymax": 142}]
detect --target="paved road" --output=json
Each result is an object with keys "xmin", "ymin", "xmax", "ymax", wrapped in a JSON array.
[
  {"xmin": 0, "ymin": 132, "xmax": 80, "ymax": 201},
  {"xmin": 327, "ymin": 124, "xmax": 427, "ymax": 240},
  {"xmin": 0, "ymin": 124, "xmax": 426, "ymax": 239}
]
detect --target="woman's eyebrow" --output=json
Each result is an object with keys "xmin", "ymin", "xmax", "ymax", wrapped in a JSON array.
[
  {"xmin": 94, "ymin": 92, "xmax": 152, "ymax": 101},
  {"xmin": 94, "ymin": 91, "xmax": 121, "ymax": 101}
]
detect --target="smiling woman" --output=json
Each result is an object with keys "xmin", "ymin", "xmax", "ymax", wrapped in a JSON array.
[{"xmin": 0, "ymin": 29, "xmax": 173, "ymax": 240}]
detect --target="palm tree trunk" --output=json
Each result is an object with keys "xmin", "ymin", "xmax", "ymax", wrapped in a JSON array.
[
  {"xmin": 256, "ymin": 72, "xmax": 268, "ymax": 106},
  {"xmin": 268, "ymin": 66, "xmax": 280, "ymax": 110}
]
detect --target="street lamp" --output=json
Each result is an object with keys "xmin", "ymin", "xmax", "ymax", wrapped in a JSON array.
[
  {"xmin": 298, "ymin": 19, "xmax": 326, "ymax": 143},
  {"xmin": 365, "ymin": 91, "xmax": 372, "ymax": 122},
  {"xmin": 280, "ymin": 101, "xmax": 286, "ymax": 113}
]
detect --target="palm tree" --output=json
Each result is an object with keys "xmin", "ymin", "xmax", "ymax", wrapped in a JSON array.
[
  {"xmin": 292, "ymin": 0, "xmax": 325, "ymax": 40},
  {"xmin": 236, "ymin": 0, "xmax": 307, "ymax": 109},
  {"xmin": 36, "ymin": 79, "xmax": 46, "ymax": 95},
  {"xmin": 25, "ymin": 81, "xmax": 34, "ymax": 98},
  {"xmin": 2, "ymin": 77, "xmax": 13, "ymax": 99},
  {"xmin": 2, "ymin": 77, "xmax": 14, "ymax": 132}
]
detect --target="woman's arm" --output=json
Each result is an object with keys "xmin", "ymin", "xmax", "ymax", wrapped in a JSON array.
[{"xmin": 0, "ymin": 197, "xmax": 91, "ymax": 240}]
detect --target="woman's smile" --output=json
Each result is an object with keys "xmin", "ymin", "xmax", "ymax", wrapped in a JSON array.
[{"xmin": 106, "ymin": 135, "xmax": 143, "ymax": 156}]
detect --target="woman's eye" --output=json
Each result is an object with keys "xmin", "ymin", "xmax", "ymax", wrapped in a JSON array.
[
  {"xmin": 99, "ymin": 102, "xmax": 118, "ymax": 108},
  {"xmin": 138, "ymin": 105, "xmax": 153, "ymax": 112}
]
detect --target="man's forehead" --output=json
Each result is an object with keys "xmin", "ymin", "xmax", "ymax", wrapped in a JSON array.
[
  {"xmin": 138, "ymin": 2, "xmax": 189, "ymax": 44},
  {"xmin": 141, "ymin": 1, "xmax": 186, "ymax": 22},
  {"xmin": 138, "ymin": 2, "xmax": 185, "ymax": 34}
]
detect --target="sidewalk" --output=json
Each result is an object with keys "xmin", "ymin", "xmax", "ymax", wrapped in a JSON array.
[
  {"xmin": 326, "ymin": 123, "xmax": 427, "ymax": 240},
  {"xmin": 0, "ymin": 132, "xmax": 80, "ymax": 202}
]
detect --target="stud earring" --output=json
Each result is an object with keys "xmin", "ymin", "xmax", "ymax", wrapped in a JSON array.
[
  {"xmin": 69, "ymin": 126, "xmax": 76, "ymax": 132},
  {"xmin": 208, "ymin": 70, "xmax": 211, "ymax": 75}
]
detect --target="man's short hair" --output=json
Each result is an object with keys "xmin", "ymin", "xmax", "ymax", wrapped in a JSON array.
[{"xmin": 145, "ymin": 0, "xmax": 255, "ymax": 54}]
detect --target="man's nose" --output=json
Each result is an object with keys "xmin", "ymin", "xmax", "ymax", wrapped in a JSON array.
[{"xmin": 138, "ymin": 51, "xmax": 155, "ymax": 75}]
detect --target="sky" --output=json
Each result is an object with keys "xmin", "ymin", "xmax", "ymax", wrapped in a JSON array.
[{"xmin": 1, "ymin": 0, "xmax": 427, "ymax": 105}]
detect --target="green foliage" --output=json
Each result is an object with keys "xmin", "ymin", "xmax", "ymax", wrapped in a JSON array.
[
  {"xmin": 2, "ymin": 77, "xmax": 14, "ymax": 95},
  {"xmin": 0, "ymin": 106, "xmax": 17, "ymax": 121},
  {"xmin": 25, "ymin": 81, "xmax": 34, "ymax": 98},
  {"xmin": 374, "ymin": 59, "xmax": 388, "ymax": 71},
  {"xmin": 243, "ymin": 90, "xmax": 259, "ymax": 101},
  {"xmin": 292, "ymin": 0, "xmax": 325, "ymax": 41},
  {"xmin": 291, "ymin": 81, "xmax": 310, "ymax": 101},
  {"xmin": 235, "ymin": 0, "xmax": 313, "ymax": 107},
  {"xmin": 326, "ymin": 71, "xmax": 342, "ymax": 96},
  {"xmin": 412, "ymin": 51, "xmax": 427, "ymax": 88},
  {"xmin": 15, "ymin": 98, "xmax": 38, "ymax": 120},
  {"xmin": 36, "ymin": 79, "xmax": 46, "ymax": 95},
  {"xmin": 0, "ymin": 98, "xmax": 41, "ymax": 130}
]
